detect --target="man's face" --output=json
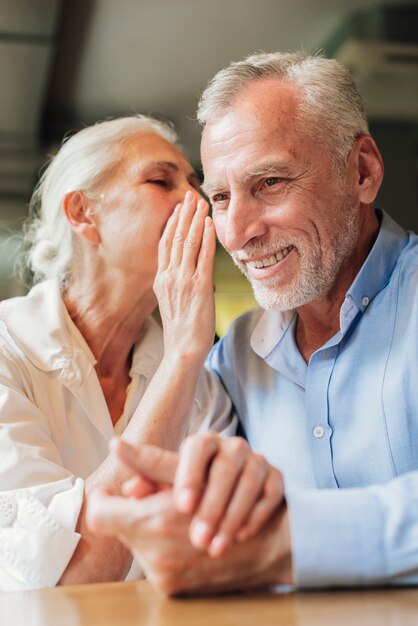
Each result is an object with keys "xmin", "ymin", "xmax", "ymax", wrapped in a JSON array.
[{"xmin": 201, "ymin": 79, "xmax": 360, "ymax": 311}]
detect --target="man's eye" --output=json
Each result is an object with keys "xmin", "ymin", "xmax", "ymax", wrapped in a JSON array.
[
  {"xmin": 264, "ymin": 177, "xmax": 282, "ymax": 187},
  {"xmin": 212, "ymin": 193, "xmax": 229, "ymax": 203}
]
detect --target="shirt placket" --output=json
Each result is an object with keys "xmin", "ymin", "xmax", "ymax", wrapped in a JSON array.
[{"xmin": 305, "ymin": 343, "xmax": 340, "ymax": 489}]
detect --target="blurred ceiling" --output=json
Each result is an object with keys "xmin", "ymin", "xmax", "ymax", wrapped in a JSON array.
[{"xmin": 1, "ymin": 0, "xmax": 418, "ymax": 232}]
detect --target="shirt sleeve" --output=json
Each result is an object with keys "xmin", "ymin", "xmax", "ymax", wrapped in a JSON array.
[
  {"xmin": 287, "ymin": 471, "xmax": 418, "ymax": 587},
  {"xmin": 188, "ymin": 364, "xmax": 237, "ymax": 437},
  {"xmin": 0, "ymin": 374, "xmax": 83, "ymax": 590}
]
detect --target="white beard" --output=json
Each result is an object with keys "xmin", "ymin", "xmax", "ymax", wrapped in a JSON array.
[{"xmin": 230, "ymin": 197, "xmax": 359, "ymax": 312}]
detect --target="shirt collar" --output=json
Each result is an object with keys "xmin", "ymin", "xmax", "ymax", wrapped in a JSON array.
[
  {"xmin": 251, "ymin": 210, "xmax": 409, "ymax": 359},
  {"xmin": 251, "ymin": 308, "xmax": 295, "ymax": 359},
  {"xmin": 0, "ymin": 279, "xmax": 94, "ymax": 372},
  {"xmin": 340, "ymin": 209, "xmax": 409, "ymax": 332},
  {"xmin": 0, "ymin": 279, "xmax": 163, "ymax": 380}
]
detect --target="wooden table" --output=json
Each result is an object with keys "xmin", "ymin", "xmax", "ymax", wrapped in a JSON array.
[{"xmin": 1, "ymin": 580, "xmax": 417, "ymax": 626}]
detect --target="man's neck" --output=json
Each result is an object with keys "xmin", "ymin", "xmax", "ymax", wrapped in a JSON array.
[
  {"xmin": 295, "ymin": 207, "xmax": 380, "ymax": 363},
  {"xmin": 295, "ymin": 300, "xmax": 342, "ymax": 363}
]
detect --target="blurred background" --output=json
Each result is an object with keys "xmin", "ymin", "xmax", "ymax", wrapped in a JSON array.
[{"xmin": 1, "ymin": 0, "xmax": 417, "ymax": 335}]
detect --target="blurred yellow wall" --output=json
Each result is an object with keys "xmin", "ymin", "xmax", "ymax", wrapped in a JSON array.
[{"xmin": 213, "ymin": 246, "xmax": 257, "ymax": 337}]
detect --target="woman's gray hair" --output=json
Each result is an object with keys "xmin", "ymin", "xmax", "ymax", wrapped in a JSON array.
[
  {"xmin": 197, "ymin": 51, "xmax": 369, "ymax": 169},
  {"xmin": 22, "ymin": 115, "xmax": 178, "ymax": 286}
]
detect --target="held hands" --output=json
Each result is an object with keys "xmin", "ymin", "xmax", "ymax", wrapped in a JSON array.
[
  {"xmin": 172, "ymin": 434, "xmax": 284, "ymax": 557},
  {"xmin": 88, "ymin": 433, "xmax": 285, "ymax": 559},
  {"xmin": 154, "ymin": 191, "xmax": 217, "ymax": 361}
]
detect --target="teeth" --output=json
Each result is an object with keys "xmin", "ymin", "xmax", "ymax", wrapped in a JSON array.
[{"xmin": 250, "ymin": 245, "xmax": 293, "ymax": 270}]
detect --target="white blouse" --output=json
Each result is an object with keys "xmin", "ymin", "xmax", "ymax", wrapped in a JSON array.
[{"xmin": 0, "ymin": 280, "xmax": 235, "ymax": 590}]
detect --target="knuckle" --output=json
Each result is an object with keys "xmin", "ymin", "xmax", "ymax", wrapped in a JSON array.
[
  {"xmin": 183, "ymin": 236, "xmax": 198, "ymax": 248},
  {"xmin": 265, "ymin": 469, "xmax": 284, "ymax": 498},
  {"xmin": 230, "ymin": 437, "xmax": 249, "ymax": 454},
  {"xmin": 194, "ymin": 432, "xmax": 219, "ymax": 455},
  {"xmin": 217, "ymin": 453, "xmax": 241, "ymax": 475},
  {"xmin": 252, "ymin": 452, "xmax": 268, "ymax": 466},
  {"xmin": 246, "ymin": 456, "xmax": 268, "ymax": 481},
  {"xmin": 224, "ymin": 437, "xmax": 249, "ymax": 462}
]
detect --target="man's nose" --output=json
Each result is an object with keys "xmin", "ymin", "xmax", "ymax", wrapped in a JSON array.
[{"xmin": 222, "ymin": 195, "xmax": 267, "ymax": 252}]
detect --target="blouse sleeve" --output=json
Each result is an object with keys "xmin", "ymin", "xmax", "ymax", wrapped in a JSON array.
[{"xmin": 0, "ymin": 360, "xmax": 83, "ymax": 590}]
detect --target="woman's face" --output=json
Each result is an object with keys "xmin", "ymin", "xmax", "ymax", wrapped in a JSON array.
[{"xmin": 93, "ymin": 131, "xmax": 201, "ymax": 291}]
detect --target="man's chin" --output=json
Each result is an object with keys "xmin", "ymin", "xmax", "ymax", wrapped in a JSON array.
[
  {"xmin": 249, "ymin": 277, "xmax": 320, "ymax": 312},
  {"xmin": 250, "ymin": 282, "xmax": 293, "ymax": 312}
]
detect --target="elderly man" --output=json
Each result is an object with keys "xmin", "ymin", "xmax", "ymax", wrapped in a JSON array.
[{"xmin": 87, "ymin": 51, "xmax": 418, "ymax": 593}]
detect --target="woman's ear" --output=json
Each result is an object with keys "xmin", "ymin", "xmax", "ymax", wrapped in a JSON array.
[
  {"xmin": 351, "ymin": 135, "xmax": 384, "ymax": 205},
  {"xmin": 63, "ymin": 191, "xmax": 101, "ymax": 245}
]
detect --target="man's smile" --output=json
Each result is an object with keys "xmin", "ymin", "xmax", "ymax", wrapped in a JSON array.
[{"xmin": 247, "ymin": 245, "xmax": 294, "ymax": 270}]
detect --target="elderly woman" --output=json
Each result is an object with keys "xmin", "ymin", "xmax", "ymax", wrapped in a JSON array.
[
  {"xmin": 0, "ymin": 115, "xmax": 238, "ymax": 590},
  {"xmin": 0, "ymin": 115, "xmax": 282, "ymax": 591}
]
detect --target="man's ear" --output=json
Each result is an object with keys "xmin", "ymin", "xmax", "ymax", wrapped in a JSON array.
[
  {"xmin": 351, "ymin": 135, "xmax": 384, "ymax": 204},
  {"xmin": 63, "ymin": 191, "xmax": 101, "ymax": 245}
]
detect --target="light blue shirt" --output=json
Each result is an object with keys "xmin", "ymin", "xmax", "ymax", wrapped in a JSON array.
[{"xmin": 208, "ymin": 210, "xmax": 418, "ymax": 587}]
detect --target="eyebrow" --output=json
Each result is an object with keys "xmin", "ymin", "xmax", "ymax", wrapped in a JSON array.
[
  {"xmin": 154, "ymin": 160, "xmax": 179, "ymax": 172},
  {"xmin": 201, "ymin": 160, "xmax": 292, "ymax": 196},
  {"xmin": 146, "ymin": 160, "xmax": 200, "ymax": 185}
]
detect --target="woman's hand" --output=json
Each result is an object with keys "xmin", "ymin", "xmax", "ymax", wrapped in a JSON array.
[{"xmin": 153, "ymin": 191, "xmax": 217, "ymax": 362}]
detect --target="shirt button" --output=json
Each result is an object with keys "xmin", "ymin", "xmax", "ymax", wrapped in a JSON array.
[
  {"xmin": 0, "ymin": 495, "xmax": 17, "ymax": 527},
  {"xmin": 313, "ymin": 425, "xmax": 325, "ymax": 438},
  {"xmin": 361, "ymin": 296, "xmax": 369, "ymax": 307}
]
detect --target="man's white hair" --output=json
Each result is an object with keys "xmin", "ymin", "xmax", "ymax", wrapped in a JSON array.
[
  {"xmin": 197, "ymin": 51, "xmax": 369, "ymax": 169},
  {"xmin": 22, "ymin": 115, "xmax": 178, "ymax": 285}
]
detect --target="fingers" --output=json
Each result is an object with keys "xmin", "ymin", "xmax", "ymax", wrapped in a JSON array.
[
  {"xmin": 158, "ymin": 204, "xmax": 180, "ymax": 271},
  {"xmin": 122, "ymin": 474, "xmax": 158, "ymax": 499},
  {"xmin": 170, "ymin": 191, "xmax": 202, "ymax": 267},
  {"xmin": 180, "ymin": 199, "xmax": 209, "ymax": 267},
  {"xmin": 173, "ymin": 433, "xmax": 219, "ymax": 513},
  {"xmin": 205, "ymin": 453, "xmax": 269, "ymax": 557},
  {"xmin": 112, "ymin": 438, "xmax": 178, "ymax": 485},
  {"xmin": 172, "ymin": 433, "xmax": 284, "ymax": 557},
  {"xmin": 160, "ymin": 191, "xmax": 210, "ymax": 270},
  {"xmin": 235, "ymin": 468, "xmax": 284, "ymax": 542},
  {"xmin": 86, "ymin": 486, "xmax": 174, "ymax": 536},
  {"xmin": 187, "ymin": 438, "xmax": 250, "ymax": 552},
  {"xmin": 197, "ymin": 217, "xmax": 216, "ymax": 280}
]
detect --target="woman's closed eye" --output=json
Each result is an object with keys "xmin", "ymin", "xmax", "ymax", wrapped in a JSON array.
[{"xmin": 148, "ymin": 178, "xmax": 173, "ymax": 189}]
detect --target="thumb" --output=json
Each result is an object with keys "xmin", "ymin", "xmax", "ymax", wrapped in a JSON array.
[{"xmin": 111, "ymin": 438, "xmax": 178, "ymax": 484}]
